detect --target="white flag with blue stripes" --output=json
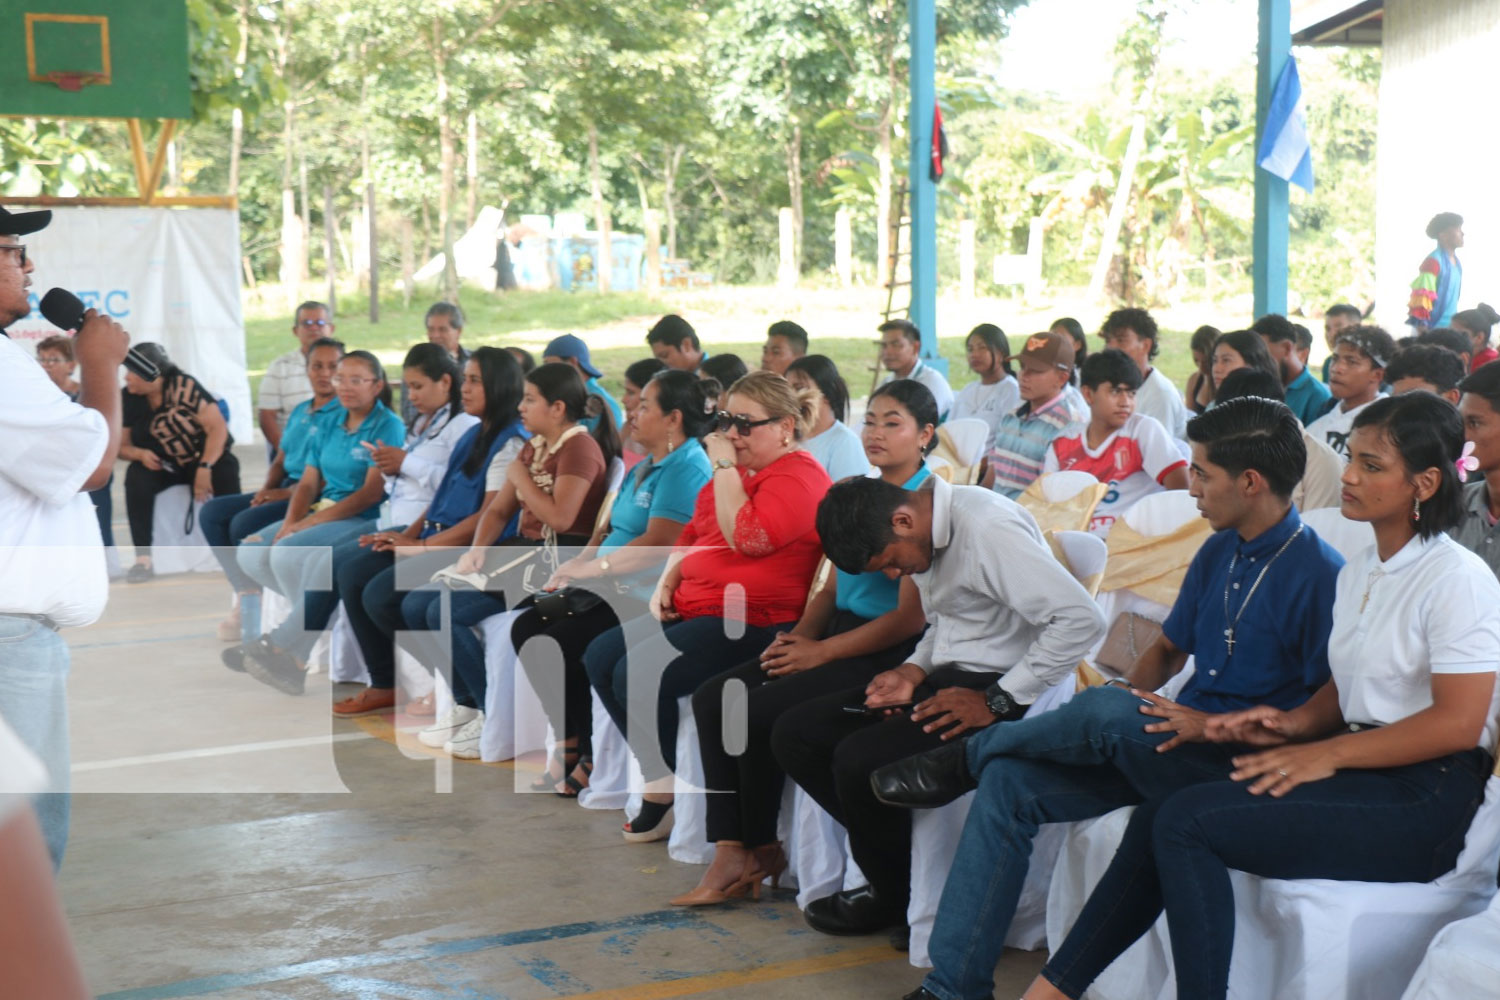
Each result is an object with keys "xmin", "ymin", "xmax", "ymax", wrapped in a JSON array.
[{"xmin": 1257, "ymin": 55, "xmax": 1315, "ymax": 193}]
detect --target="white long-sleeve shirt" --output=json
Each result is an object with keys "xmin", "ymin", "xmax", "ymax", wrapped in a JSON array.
[
  {"xmin": 381, "ymin": 404, "xmax": 480, "ymax": 528},
  {"xmin": 908, "ymin": 476, "xmax": 1105, "ymax": 702}
]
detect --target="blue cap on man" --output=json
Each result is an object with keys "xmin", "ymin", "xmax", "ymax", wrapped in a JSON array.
[{"xmin": 543, "ymin": 333, "xmax": 603, "ymax": 378}]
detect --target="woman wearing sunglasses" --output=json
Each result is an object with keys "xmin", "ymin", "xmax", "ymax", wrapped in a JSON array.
[
  {"xmin": 672, "ymin": 378, "xmax": 939, "ymax": 905},
  {"xmin": 583, "ymin": 371, "xmax": 833, "ymax": 842}
]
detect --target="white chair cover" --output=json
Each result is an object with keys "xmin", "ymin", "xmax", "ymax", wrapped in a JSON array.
[
  {"xmin": 475, "ymin": 609, "xmax": 551, "ymax": 762},
  {"xmin": 1092, "ymin": 490, "xmax": 1200, "ymax": 666},
  {"xmin": 1047, "ymin": 774, "xmax": 1500, "ymax": 1000},
  {"xmin": 149, "ymin": 484, "xmax": 219, "ymax": 574},
  {"xmin": 1052, "ymin": 530, "xmax": 1108, "ymax": 586},
  {"xmin": 789, "ymin": 788, "xmax": 868, "ymax": 909},
  {"xmin": 1401, "ymin": 884, "xmax": 1500, "ymax": 1000},
  {"xmin": 1299, "ymin": 506, "xmax": 1376, "ymax": 562},
  {"xmin": 1039, "ymin": 469, "xmax": 1104, "ymax": 504},
  {"xmin": 940, "ymin": 418, "xmax": 990, "ymax": 467}
]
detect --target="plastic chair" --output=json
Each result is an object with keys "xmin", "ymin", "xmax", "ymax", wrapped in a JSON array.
[
  {"xmin": 930, "ymin": 418, "xmax": 989, "ymax": 485},
  {"xmin": 148, "ymin": 485, "xmax": 219, "ymax": 574},
  {"xmin": 1019, "ymin": 471, "xmax": 1109, "ymax": 535},
  {"xmin": 1048, "ymin": 774, "xmax": 1500, "ymax": 1000},
  {"xmin": 1300, "ymin": 506, "xmax": 1375, "ymax": 562}
]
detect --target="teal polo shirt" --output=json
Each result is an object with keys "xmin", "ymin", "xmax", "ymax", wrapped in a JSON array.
[
  {"xmin": 1284, "ymin": 366, "xmax": 1332, "ymax": 426},
  {"xmin": 304, "ymin": 401, "xmax": 407, "ymax": 502}
]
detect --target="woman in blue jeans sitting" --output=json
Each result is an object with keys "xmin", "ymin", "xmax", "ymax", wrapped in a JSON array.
[
  {"xmin": 510, "ymin": 369, "xmax": 716, "ymax": 795},
  {"xmin": 403, "ymin": 362, "xmax": 619, "ymax": 758},
  {"xmin": 582, "ymin": 371, "xmax": 833, "ymax": 843},
  {"xmin": 326, "ymin": 347, "xmax": 527, "ymax": 718},
  {"xmin": 1027, "ymin": 392, "xmax": 1500, "ymax": 1000},
  {"xmin": 201, "ymin": 337, "xmax": 344, "ymax": 646},
  {"xmin": 235, "ymin": 350, "xmax": 406, "ymax": 695}
]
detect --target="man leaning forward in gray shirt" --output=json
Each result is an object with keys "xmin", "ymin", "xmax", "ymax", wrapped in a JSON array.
[{"xmin": 772, "ymin": 475, "xmax": 1105, "ymax": 940}]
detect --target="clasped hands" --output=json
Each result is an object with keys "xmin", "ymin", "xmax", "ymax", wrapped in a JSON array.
[{"xmin": 1134, "ymin": 688, "xmax": 1331, "ymax": 796}]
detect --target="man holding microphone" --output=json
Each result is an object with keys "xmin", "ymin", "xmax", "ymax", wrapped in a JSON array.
[{"xmin": 0, "ymin": 206, "xmax": 129, "ymax": 868}]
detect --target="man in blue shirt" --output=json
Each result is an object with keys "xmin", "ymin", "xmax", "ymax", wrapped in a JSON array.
[
  {"xmin": 874, "ymin": 397, "xmax": 1344, "ymax": 1000},
  {"xmin": 1256, "ymin": 313, "xmax": 1331, "ymax": 425},
  {"xmin": 543, "ymin": 333, "xmax": 624, "ymax": 431}
]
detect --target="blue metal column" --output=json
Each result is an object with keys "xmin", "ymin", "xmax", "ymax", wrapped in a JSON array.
[
  {"xmin": 908, "ymin": 0, "xmax": 942, "ymax": 371},
  {"xmin": 1253, "ymin": 0, "xmax": 1291, "ymax": 317}
]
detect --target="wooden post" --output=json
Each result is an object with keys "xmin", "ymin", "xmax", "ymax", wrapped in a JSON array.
[
  {"xmin": 323, "ymin": 183, "xmax": 337, "ymax": 316},
  {"xmin": 778, "ymin": 207, "xmax": 796, "ymax": 290},
  {"xmin": 958, "ymin": 218, "xmax": 976, "ymax": 301},
  {"xmin": 400, "ymin": 216, "xmax": 415, "ymax": 309},
  {"xmin": 835, "ymin": 207, "xmax": 853, "ymax": 288},
  {"xmin": 643, "ymin": 208, "xmax": 663, "ymax": 293}
]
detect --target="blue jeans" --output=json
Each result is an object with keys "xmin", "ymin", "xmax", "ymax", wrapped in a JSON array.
[
  {"xmin": 923, "ymin": 686, "xmax": 1242, "ymax": 1000},
  {"xmin": 583, "ymin": 613, "xmax": 788, "ymax": 783},
  {"xmin": 200, "ymin": 494, "xmax": 289, "ymax": 593},
  {"xmin": 237, "ymin": 516, "xmax": 375, "ymax": 659},
  {"xmin": 0, "ymin": 615, "xmax": 71, "ymax": 869},
  {"xmin": 1041, "ymin": 743, "xmax": 1493, "ymax": 1000}
]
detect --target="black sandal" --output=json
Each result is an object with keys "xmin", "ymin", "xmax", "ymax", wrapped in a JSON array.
[
  {"xmin": 529, "ymin": 745, "xmax": 579, "ymax": 793},
  {"xmin": 557, "ymin": 756, "xmax": 593, "ymax": 798}
]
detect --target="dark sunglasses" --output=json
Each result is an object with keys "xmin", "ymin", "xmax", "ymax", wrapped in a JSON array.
[
  {"xmin": 0, "ymin": 244, "xmax": 27, "ymax": 267},
  {"xmin": 297, "ymin": 317, "xmax": 330, "ymax": 328},
  {"xmin": 715, "ymin": 411, "xmax": 777, "ymax": 435}
]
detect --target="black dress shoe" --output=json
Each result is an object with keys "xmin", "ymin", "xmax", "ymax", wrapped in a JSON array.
[
  {"xmin": 220, "ymin": 644, "xmax": 247, "ymax": 673},
  {"xmin": 803, "ymin": 886, "xmax": 905, "ymax": 936},
  {"xmin": 889, "ymin": 922, "xmax": 910, "ymax": 952},
  {"xmin": 903, "ymin": 987, "xmax": 992, "ymax": 1000},
  {"xmin": 871, "ymin": 738, "xmax": 976, "ymax": 809}
]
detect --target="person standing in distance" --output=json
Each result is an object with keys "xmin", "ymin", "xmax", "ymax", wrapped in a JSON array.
[{"xmin": 0, "ymin": 206, "xmax": 130, "ymax": 867}]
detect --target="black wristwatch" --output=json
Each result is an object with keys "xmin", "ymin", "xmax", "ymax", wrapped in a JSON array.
[{"xmin": 983, "ymin": 682, "xmax": 1028, "ymax": 722}]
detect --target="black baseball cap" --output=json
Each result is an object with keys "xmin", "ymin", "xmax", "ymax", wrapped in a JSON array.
[{"xmin": 0, "ymin": 206, "xmax": 52, "ymax": 237}]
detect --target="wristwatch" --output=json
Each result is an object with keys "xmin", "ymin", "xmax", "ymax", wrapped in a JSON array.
[
  {"xmin": 714, "ymin": 458, "xmax": 735, "ymax": 471},
  {"xmin": 983, "ymin": 682, "xmax": 1027, "ymax": 722},
  {"xmin": 198, "ymin": 461, "xmax": 212, "ymax": 469}
]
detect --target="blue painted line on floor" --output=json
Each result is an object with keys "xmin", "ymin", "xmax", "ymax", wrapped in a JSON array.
[
  {"xmin": 515, "ymin": 955, "xmax": 589, "ymax": 994},
  {"xmin": 96, "ymin": 910, "xmax": 708, "ymax": 1000}
]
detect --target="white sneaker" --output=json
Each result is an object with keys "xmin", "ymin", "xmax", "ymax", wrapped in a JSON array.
[
  {"xmin": 443, "ymin": 713, "xmax": 486, "ymax": 759},
  {"xmin": 416, "ymin": 705, "xmax": 479, "ymax": 748}
]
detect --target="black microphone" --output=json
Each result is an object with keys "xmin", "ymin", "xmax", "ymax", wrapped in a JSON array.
[{"xmin": 38, "ymin": 287, "xmax": 160, "ymax": 381}]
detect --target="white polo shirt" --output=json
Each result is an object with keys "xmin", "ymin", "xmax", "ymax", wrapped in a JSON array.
[
  {"xmin": 951, "ymin": 376, "xmax": 1020, "ymax": 451},
  {"xmin": 0, "ymin": 335, "xmax": 109, "ymax": 627},
  {"xmin": 1328, "ymin": 534, "xmax": 1500, "ymax": 754},
  {"xmin": 1134, "ymin": 366, "xmax": 1188, "ymax": 440},
  {"xmin": 882, "ymin": 359, "xmax": 956, "ymax": 422},
  {"xmin": 381, "ymin": 404, "xmax": 480, "ymax": 528}
]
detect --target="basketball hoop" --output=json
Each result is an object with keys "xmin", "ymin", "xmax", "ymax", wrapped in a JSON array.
[{"xmin": 42, "ymin": 70, "xmax": 107, "ymax": 93}]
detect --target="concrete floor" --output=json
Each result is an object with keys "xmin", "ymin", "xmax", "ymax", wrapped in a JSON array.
[{"xmin": 62, "ymin": 446, "xmax": 1047, "ymax": 999}]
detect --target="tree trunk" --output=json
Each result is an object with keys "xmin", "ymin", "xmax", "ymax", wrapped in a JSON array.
[
  {"xmin": 875, "ymin": 42, "xmax": 900, "ymax": 288},
  {"xmin": 434, "ymin": 19, "xmax": 459, "ymax": 302},
  {"xmin": 227, "ymin": 0, "xmax": 249, "ymax": 197},
  {"xmin": 785, "ymin": 122, "xmax": 803, "ymax": 276},
  {"xmin": 1087, "ymin": 107, "xmax": 1148, "ymax": 303},
  {"xmin": 298, "ymin": 151, "xmax": 311, "ymax": 279},
  {"xmin": 323, "ymin": 183, "xmax": 337, "ymax": 315},
  {"xmin": 420, "ymin": 196, "xmax": 432, "ymax": 263},
  {"xmin": 401, "ymin": 216, "xmax": 415, "ymax": 308},
  {"xmin": 275, "ymin": 10, "xmax": 304, "ymax": 308},
  {"xmin": 466, "ymin": 109, "xmax": 479, "ymax": 228},
  {"xmin": 361, "ymin": 54, "xmax": 378, "ymax": 323},
  {"xmin": 664, "ymin": 145, "xmax": 682, "ymax": 259},
  {"xmin": 588, "ymin": 121, "xmax": 612, "ymax": 294}
]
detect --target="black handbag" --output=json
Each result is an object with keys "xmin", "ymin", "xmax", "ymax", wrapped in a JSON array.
[{"xmin": 529, "ymin": 586, "xmax": 606, "ymax": 624}]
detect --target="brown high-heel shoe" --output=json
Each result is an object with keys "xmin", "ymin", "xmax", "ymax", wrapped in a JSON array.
[{"xmin": 738, "ymin": 841, "xmax": 788, "ymax": 900}]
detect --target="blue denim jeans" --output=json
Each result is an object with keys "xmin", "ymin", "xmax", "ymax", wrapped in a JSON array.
[
  {"xmin": 923, "ymin": 686, "xmax": 1242, "ymax": 1000},
  {"xmin": 200, "ymin": 493, "xmax": 288, "ymax": 593},
  {"xmin": 1041, "ymin": 744, "xmax": 1493, "ymax": 1000},
  {"xmin": 583, "ymin": 613, "xmax": 788, "ymax": 783},
  {"xmin": 237, "ymin": 516, "xmax": 375, "ymax": 659},
  {"xmin": 0, "ymin": 614, "xmax": 71, "ymax": 869}
]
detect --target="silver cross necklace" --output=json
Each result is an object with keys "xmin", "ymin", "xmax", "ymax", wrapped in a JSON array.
[{"xmin": 1222, "ymin": 524, "xmax": 1304, "ymax": 656}]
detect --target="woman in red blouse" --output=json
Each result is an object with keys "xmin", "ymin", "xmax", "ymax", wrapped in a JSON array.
[{"xmin": 583, "ymin": 371, "xmax": 832, "ymax": 842}]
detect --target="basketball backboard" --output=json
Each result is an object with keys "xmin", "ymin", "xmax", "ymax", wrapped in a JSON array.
[{"xmin": 0, "ymin": 0, "xmax": 190, "ymax": 119}]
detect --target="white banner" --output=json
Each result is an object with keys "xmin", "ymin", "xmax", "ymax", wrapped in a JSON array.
[{"xmin": 7, "ymin": 207, "xmax": 251, "ymax": 439}]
